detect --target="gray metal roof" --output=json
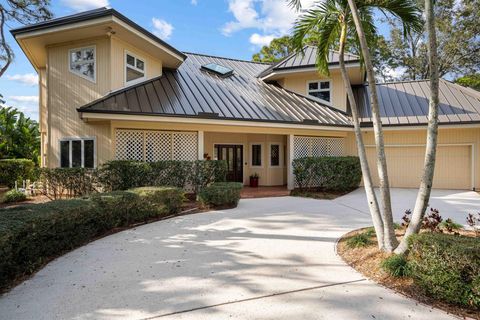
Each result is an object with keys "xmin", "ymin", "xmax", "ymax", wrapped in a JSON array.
[
  {"xmin": 353, "ymin": 79, "xmax": 480, "ymax": 126},
  {"xmin": 78, "ymin": 53, "xmax": 352, "ymax": 127},
  {"xmin": 258, "ymin": 46, "xmax": 360, "ymax": 78}
]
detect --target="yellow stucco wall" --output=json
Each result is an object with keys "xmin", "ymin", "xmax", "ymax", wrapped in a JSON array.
[
  {"xmin": 45, "ymin": 36, "xmax": 164, "ymax": 167},
  {"xmin": 345, "ymin": 127, "xmax": 480, "ymax": 190}
]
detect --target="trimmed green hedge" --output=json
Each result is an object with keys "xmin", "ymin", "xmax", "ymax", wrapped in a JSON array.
[
  {"xmin": 408, "ymin": 233, "xmax": 480, "ymax": 309},
  {"xmin": 198, "ymin": 182, "xmax": 243, "ymax": 208},
  {"xmin": 0, "ymin": 186, "xmax": 184, "ymax": 291},
  {"xmin": 0, "ymin": 159, "xmax": 36, "ymax": 188},
  {"xmin": 98, "ymin": 160, "xmax": 227, "ymax": 192},
  {"xmin": 292, "ymin": 156, "xmax": 362, "ymax": 192}
]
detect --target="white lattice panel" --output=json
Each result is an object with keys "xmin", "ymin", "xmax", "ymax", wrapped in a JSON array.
[
  {"xmin": 173, "ymin": 132, "xmax": 198, "ymax": 161},
  {"xmin": 145, "ymin": 131, "xmax": 171, "ymax": 162},
  {"xmin": 115, "ymin": 129, "xmax": 198, "ymax": 162},
  {"xmin": 115, "ymin": 130, "xmax": 144, "ymax": 160},
  {"xmin": 293, "ymin": 136, "xmax": 345, "ymax": 159}
]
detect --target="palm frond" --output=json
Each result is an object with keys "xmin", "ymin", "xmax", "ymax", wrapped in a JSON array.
[{"xmin": 360, "ymin": 0, "xmax": 423, "ymax": 36}]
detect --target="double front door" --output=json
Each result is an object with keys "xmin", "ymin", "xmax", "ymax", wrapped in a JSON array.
[{"xmin": 215, "ymin": 145, "xmax": 243, "ymax": 183}]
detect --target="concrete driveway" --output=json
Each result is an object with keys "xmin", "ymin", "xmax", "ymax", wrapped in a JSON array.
[
  {"xmin": 335, "ymin": 188, "xmax": 480, "ymax": 225},
  {"xmin": 1, "ymin": 191, "xmax": 474, "ymax": 320}
]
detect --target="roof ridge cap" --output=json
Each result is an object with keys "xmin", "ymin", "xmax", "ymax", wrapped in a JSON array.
[{"xmin": 183, "ymin": 51, "xmax": 272, "ymax": 65}]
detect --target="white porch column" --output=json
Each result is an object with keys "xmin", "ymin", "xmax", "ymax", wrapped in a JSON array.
[
  {"xmin": 287, "ymin": 134, "xmax": 295, "ymax": 190},
  {"xmin": 198, "ymin": 131, "xmax": 204, "ymax": 160}
]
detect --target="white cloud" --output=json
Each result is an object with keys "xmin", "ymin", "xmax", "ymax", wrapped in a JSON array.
[
  {"xmin": 249, "ymin": 33, "xmax": 275, "ymax": 46},
  {"xmin": 191, "ymin": 0, "xmax": 198, "ymax": 5},
  {"xmin": 61, "ymin": 0, "xmax": 109, "ymax": 11},
  {"xmin": 5, "ymin": 96, "xmax": 39, "ymax": 120},
  {"xmin": 152, "ymin": 18, "xmax": 174, "ymax": 40},
  {"xmin": 221, "ymin": 0, "xmax": 316, "ymax": 36},
  {"xmin": 6, "ymin": 73, "xmax": 38, "ymax": 86},
  {"xmin": 9, "ymin": 96, "xmax": 39, "ymax": 103}
]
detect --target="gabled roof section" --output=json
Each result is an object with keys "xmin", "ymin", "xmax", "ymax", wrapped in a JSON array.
[
  {"xmin": 353, "ymin": 79, "xmax": 480, "ymax": 126},
  {"xmin": 78, "ymin": 52, "xmax": 352, "ymax": 127},
  {"xmin": 11, "ymin": 7, "xmax": 186, "ymax": 69},
  {"xmin": 259, "ymin": 46, "xmax": 360, "ymax": 79}
]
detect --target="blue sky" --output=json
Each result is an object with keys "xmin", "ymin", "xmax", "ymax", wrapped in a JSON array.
[{"xmin": 1, "ymin": 0, "xmax": 388, "ymax": 120}]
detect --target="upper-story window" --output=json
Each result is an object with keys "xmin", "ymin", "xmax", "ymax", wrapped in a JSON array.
[
  {"xmin": 307, "ymin": 80, "xmax": 331, "ymax": 104},
  {"xmin": 125, "ymin": 51, "xmax": 146, "ymax": 84},
  {"xmin": 69, "ymin": 46, "xmax": 95, "ymax": 82}
]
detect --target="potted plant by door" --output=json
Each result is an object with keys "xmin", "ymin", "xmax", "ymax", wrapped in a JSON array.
[{"xmin": 249, "ymin": 173, "xmax": 259, "ymax": 188}]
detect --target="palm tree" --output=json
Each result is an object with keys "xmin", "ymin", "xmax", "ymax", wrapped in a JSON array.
[
  {"xmin": 394, "ymin": 0, "xmax": 439, "ymax": 254},
  {"xmin": 345, "ymin": 0, "xmax": 422, "ymax": 251},
  {"xmin": 289, "ymin": 0, "xmax": 422, "ymax": 251}
]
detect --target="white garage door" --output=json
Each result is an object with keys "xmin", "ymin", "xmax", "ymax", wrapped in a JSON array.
[{"xmin": 366, "ymin": 145, "xmax": 472, "ymax": 190}]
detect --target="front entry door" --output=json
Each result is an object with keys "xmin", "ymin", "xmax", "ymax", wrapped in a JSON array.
[{"xmin": 215, "ymin": 145, "xmax": 243, "ymax": 182}]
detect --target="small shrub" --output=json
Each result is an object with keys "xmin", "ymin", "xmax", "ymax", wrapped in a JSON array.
[
  {"xmin": 422, "ymin": 208, "xmax": 443, "ymax": 232},
  {"xmin": 364, "ymin": 227, "xmax": 375, "ymax": 237},
  {"xmin": 466, "ymin": 213, "xmax": 480, "ymax": 237},
  {"xmin": 440, "ymin": 218, "xmax": 463, "ymax": 233},
  {"xmin": 198, "ymin": 182, "xmax": 242, "ymax": 208},
  {"xmin": 408, "ymin": 233, "xmax": 480, "ymax": 309},
  {"xmin": 346, "ymin": 233, "xmax": 372, "ymax": 248},
  {"xmin": 2, "ymin": 189, "xmax": 27, "ymax": 203},
  {"xmin": 401, "ymin": 209, "xmax": 412, "ymax": 228},
  {"xmin": 130, "ymin": 187, "xmax": 184, "ymax": 214},
  {"xmin": 0, "ymin": 159, "xmax": 36, "ymax": 188},
  {"xmin": 39, "ymin": 168, "xmax": 98, "ymax": 199},
  {"xmin": 292, "ymin": 156, "xmax": 362, "ymax": 192},
  {"xmin": 381, "ymin": 254, "xmax": 410, "ymax": 277}
]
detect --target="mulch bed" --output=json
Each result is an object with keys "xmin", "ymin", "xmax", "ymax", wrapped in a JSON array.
[
  {"xmin": 337, "ymin": 228, "xmax": 479, "ymax": 320},
  {"xmin": 291, "ymin": 189, "xmax": 351, "ymax": 200}
]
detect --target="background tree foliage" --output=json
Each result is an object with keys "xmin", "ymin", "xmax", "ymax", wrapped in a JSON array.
[
  {"xmin": 0, "ymin": 0, "xmax": 53, "ymax": 77},
  {"xmin": 253, "ymin": 0, "xmax": 479, "ymax": 83},
  {"xmin": 455, "ymin": 73, "xmax": 480, "ymax": 91},
  {"xmin": 0, "ymin": 96, "xmax": 40, "ymax": 164},
  {"xmin": 375, "ymin": 0, "xmax": 479, "ymax": 81}
]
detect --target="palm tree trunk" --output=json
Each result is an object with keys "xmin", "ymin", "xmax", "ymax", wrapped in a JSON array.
[
  {"xmin": 346, "ymin": 0, "xmax": 398, "ymax": 251},
  {"xmin": 338, "ymin": 22, "xmax": 385, "ymax": 248},
  {"xmin": 395, "ymin": 0, "xmax": 439, "ymax": 254}
]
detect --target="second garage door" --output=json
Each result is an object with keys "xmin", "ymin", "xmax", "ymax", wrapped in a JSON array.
[{"xmin": 366, "ymin": 145, "xmax": 472, "ymax": 190}]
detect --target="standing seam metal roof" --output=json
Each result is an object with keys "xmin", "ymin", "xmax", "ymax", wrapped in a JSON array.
[
  {"xmin": 258, "ymin": 46, "xmax": 360, "ymax": 78},
  {"xmin": 353, "ymin": 79, "xmax": 480, "ymax": 126},
  {"xmin": 78, "ymin": 53, "xmax": 352, "ymax": 127}
]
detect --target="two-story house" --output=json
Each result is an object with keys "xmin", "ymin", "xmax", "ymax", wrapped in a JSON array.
[{"xmin": 11, "ymin": 7, "xmax": 480, "ymax": 190}]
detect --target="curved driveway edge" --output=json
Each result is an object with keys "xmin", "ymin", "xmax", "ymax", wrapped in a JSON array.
[{"xmin": 0, "ymin": 195, "xmax": 460, "ymax": 320}]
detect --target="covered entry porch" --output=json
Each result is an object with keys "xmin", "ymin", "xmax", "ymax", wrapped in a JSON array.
[{"xmin": 110, "ymin": 120, "xmax": 350, "ymax": 189}]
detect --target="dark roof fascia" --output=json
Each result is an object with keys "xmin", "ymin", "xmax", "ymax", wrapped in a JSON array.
[
  {"xmin": 77, "ymin": 109, "xmax": 354, "ymax": 128},
  {"xmin": 10, "ymin": 7, "xmax": 186, "ymax": 61}
]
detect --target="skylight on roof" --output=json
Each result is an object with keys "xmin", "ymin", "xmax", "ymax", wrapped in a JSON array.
[{"xmin": 201, "ymin": 63, "xmax": 234, "ymax": 77}]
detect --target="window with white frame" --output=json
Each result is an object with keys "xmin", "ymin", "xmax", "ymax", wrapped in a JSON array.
[
  {"xmin": 69, "ymin": 46, "xmax": 95, "ymax": 82},
  {"xmin": 60, "ymin": 138, "xmax": 95, "ymax": 168},
  {"xmin": 307, "ymin": 80, "xmax": 331, "ymax": 104},
  {"xmin": 270, "ymin": 144, "xmax": 280, "ymax": 167},
  {"xmin": 125, "ymin": 52, "xmax": 146, "ymax": 83},
  {"xmin": 251, "ymin": 144, "xmax": 262, "ymax": 167}
]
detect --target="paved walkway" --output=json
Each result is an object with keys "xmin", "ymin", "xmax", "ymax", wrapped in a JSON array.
[{"xmin": 1, "ymin": 191, "xmax": 470, "ymax": 320}]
